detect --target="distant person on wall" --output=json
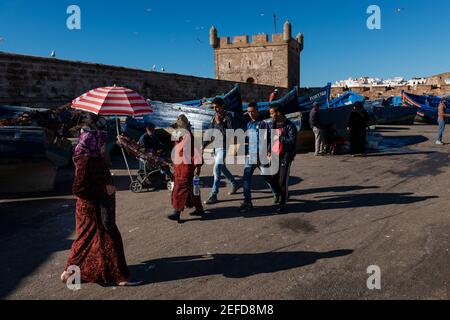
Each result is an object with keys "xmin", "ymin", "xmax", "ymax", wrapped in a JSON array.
[
  {"xmin": 267, "ymin": 104, "xmax": 298, "ymax": 214},
  {"xmin": 168, "ymin": 114, "xmax": 204, "ymax": 223},
  {"xmin": 348, "ymin": 102, "xmax": 369, "ymax": 156},
  {"xmin": 310, "ymin": 102, "xmax": 324, "ymax": 156},
  {"xmin": 436, "ymin": 97, "xmax": 450, "ymax": 145},
  {"xmin": 203, "ymin": 97, "xmax": 240, "ymax": 205},
  {"xmin": 269, "ymin": 89, "xmax": 279, "ymax": 103}
]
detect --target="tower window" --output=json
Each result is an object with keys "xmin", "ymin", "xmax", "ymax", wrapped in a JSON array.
[
  {"xmin": 249, "ymin": 60, "xmax": 252, "ymax": 66},
  {"xmin": 269, "ymin": 60, "xmax": 272, "ymax": 67},
  {"xmin": 228, "ymin": 62, "xmax": 231, "ymax": 69}
]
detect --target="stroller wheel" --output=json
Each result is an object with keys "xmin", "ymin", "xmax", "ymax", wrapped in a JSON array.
[{"xmin": 130, "ymin": 181, "xmax": 143, "ymax": 193}]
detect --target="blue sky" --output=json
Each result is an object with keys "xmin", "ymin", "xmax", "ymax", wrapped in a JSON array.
[{"xmin": 0, "ymin": 0, "xmax": 449, "ymax": 86}]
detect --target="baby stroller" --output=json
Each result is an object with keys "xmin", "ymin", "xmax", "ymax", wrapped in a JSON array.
[{"xmin": 116, "ymin": 134, "xmax": 174, "ymax": 193}]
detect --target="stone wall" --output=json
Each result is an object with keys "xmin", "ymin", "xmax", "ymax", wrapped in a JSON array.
[
  {"xmin": 0, "ymin": 52, "xmax": 292, "ymax": 108},
  {"xmin": 331, "ymin": 85, "xmax": 450, "ymax": 100}
]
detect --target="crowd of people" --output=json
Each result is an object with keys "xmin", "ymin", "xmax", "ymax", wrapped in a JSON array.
[{"xmin": 60, "ymin": 96, "xmax": 374, "ymax": 287}]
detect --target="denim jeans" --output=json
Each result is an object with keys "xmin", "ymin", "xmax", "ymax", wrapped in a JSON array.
[
  {"xmin": 243, "ymin": 156, "xmax": 278, "ymax": 203},
  {"xmin": 437, "ymin": 119, "xmax": 445, "ymax": 142},
  {"xmin": 211, "ymin": 148, "xmax": 237, "ymax": 196}
]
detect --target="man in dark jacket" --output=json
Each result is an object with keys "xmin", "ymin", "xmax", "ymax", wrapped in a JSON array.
[
  {"xmin": 348, "ymin": 102, "xmax": 369, "ymax": 156},
  {"xmin": 202, "ymin": 97, "xmax": 240, "ymax": 205},
  {"xmin": 267, "ymin": 104, "xmax": 298, "ymax": 214},
  {"xmin": 309, "ymin": 102, "xmax": 324, "ymax": 156}
]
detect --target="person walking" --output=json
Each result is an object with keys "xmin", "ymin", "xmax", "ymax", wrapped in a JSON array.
[
  {"xmin": 168, "ymin": 115, "xmax": 205, "ymax": 223},
  {"xmin": 61, "ymin": 128, "xmax": 141, "ymax": 287},
  {"xmin": 267, "ymin": 104, "xmax": 298, "ymax": 214},
  {"xmin": 436, "ymin": 97, "xmax": 449, "ymax": 145},
  {"xmin": 203, "ymin": 97, "xmax": 240, "ymax": 205},
  {"xmin": 239, "ymin": 102, "xmax": 278, "ymax": 213}
]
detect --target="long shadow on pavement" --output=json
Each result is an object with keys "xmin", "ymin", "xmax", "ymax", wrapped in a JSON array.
[
  {"xmin": 0, "ymin": 198, "xmax": 75, "ymax": 299},
  {"xmin": 129, "ymin": 249, "xmax": 353, "ymax": 285},
  {"xmin": 197, "ymin": 191, "xmax": 436, "ymax": 222}
]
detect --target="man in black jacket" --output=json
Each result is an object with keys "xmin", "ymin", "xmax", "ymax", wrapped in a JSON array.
[
  {"xmin": 267, "ymin": 104, "xmax": 298, "ymax": 214},
  {"xmin": 309, "ymin": 102, "xmax": 324, "ymax": 156},
  {"xmin": 202, "ymin": 97, "xmax": 240, "ymax": 205}
]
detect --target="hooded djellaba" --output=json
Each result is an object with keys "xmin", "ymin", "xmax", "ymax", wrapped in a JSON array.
[{"xmin": 61, "ymin": 120, "xmax": 141, "ymax": 287}]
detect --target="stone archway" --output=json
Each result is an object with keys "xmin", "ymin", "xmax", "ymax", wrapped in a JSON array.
[{"xmin": 246, "ymin": 77, "xmax": 255, "ymax": 84}]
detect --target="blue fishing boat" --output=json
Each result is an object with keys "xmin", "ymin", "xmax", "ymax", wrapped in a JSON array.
[
  {"xmin": 179, "ymin": 84, "xmax": 243, "ymax": 114},
  {"xmin": 372, "ymin": 105, "xmax": 417, "ymax": 125},
  {"xmin": 0, "ymin": 105, "xmax": 50, "ymax": 119},
  {"xmin": 298, "ymin": 83, "xmax": 332, "ymax": 111},
  {"xmin": 299, "ymin": 85, "xmax": 355, "ymax": 130},
  {"xmin": 401, "ymin": 91, "xmax": 445, "ymax": 124},
  {"xmin": 329, "ymin": 91, "xmax": 365, "ymax": 108},
  {"xmin": 127, "ymin": 85, "xmax": 243, "ymax": 132},
  {"xmin": 0, "ymin": 126, "xmax": 47, "ymax": 159},
  {"xmin": 0, "ymin": 126, "xmax": 62, "ymax": 193}
]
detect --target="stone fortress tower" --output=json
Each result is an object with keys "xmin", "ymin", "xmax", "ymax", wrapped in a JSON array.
[{"xmin": 210, "ymin": 21, "xmax": 304, "ymax": 88}]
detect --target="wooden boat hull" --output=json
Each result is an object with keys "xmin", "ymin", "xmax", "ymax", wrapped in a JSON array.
[{"xmin": 373, "ymin": 106, "xmax": 417, "ymax": 125}]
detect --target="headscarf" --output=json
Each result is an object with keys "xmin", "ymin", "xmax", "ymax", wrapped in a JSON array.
[
  {"xmin": 171, "ymin": 114, "xmax": 192, "ymax": 131},
  {"xmin": 73, "ymin": 130, "xmax": 108, "ymax": 160},
  {"xmin": 171, "ymin": 114, "xmax": 192, "ymax": 141}
]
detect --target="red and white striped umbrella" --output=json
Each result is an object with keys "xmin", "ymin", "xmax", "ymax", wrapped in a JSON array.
[{"xmin": 71, "ymin": 86, "xmax": 152, "ymax": 116}]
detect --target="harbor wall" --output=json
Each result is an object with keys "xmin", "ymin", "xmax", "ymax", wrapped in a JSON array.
[
  {"xmin": 1, "ymin": 52, "xmax": 449, "ymax": 108},
  {"xmin": 0, "ymin": 52, "xmax": 300, "ymax": 108}
]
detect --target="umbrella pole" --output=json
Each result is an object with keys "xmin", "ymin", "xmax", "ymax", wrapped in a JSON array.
[{"xmin": 116, "ymin": 117, "xmax": 134, "ymax": 180}]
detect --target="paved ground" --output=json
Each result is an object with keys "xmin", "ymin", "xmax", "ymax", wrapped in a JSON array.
[{"xmin": 1, "ymin": 124, "xmax": 450, "ymax": 300}]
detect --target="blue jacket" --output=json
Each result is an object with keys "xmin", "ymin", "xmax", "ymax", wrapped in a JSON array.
[{"xmin": 246, "ymin": 119, "xmax": 268, "ymax": 162}]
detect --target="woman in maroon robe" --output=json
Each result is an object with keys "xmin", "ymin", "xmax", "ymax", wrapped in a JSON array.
[
  {"xmin": 60, "ymin": 129, "xmax": 140, "ymax": 286},
  {"xmin": 168, "ymin": 115, "xmax": 204, "ymax": 223}
]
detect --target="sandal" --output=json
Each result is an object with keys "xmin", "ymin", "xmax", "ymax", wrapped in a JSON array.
[
  {"xmin": 60, "ymin": 270, "xmax": 72, "ymax": 283},
  {"xmin": 118, "ymin": 279, "xmax": 143, "ymax": 287}
]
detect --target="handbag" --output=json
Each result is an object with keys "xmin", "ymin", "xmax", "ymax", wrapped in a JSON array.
[{"xmin": 272, "ymin": 128, "xmax": 284, "ymax": 155}]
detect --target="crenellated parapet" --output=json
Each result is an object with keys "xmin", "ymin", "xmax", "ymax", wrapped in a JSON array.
[{"xmin": 210, "ymin": 21, "xmax": 304, "ymax": 52}]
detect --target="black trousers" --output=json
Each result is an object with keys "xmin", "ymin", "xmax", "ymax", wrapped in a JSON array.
[
  {"xmin": 267, "ymin": 159, "xmax": 292, "ymax": 205},
  {"xmin": 350, "ymin": 128, "xmax": 366, "ymax": 154}
]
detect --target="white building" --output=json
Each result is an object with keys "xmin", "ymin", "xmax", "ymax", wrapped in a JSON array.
[
  {"xmin": 408, "ymin": 77, "xmax": 427, "ymax": 86},
  {"xmin": 333, "ymin": 76, "xmax": 421, "ymax": 87}
]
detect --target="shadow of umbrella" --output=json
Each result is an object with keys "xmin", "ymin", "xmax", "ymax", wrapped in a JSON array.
[{"xmin": 128, "ymin": 249, "xmax": 353, "ymax": 285}]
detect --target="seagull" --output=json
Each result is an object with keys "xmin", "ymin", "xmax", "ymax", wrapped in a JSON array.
[
  {"xmin": 145, "ymin": 8, "xmax": 152, "ymax": 12},
  {"xmin": 51, "ymin": 50, "xmax": 56, "ymax": 58},
  {"xmin": 196, "ymin": 37, "xmax": 203, "ymax": 43},
  {"xmin": 161, "ymin": 67, "xmax": 165, "ymax": 72},
  {"xmin": 394, "ymin": 8, "xmax": 404, "ymax": 13},
  {"xmin": 152, "ymin": 65, "xmax": 156, "ymax": 71}
]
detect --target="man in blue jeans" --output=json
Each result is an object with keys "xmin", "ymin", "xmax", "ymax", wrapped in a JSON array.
[
  {"xmin": 203, "ymin": 97, "xmax": 240, "ymax": 205},
  {"xmin": 436, "ymin": 97, "xmax": 449, "ymax": 145},
  {"xmin": 239, "ymin": 102, "xmax": 279, "ymax": 213}
]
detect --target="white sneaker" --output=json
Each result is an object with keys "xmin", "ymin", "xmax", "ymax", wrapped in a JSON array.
[{"xmin": 436, "ymin": 141, "xmax": 444, "ymax": 145}]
